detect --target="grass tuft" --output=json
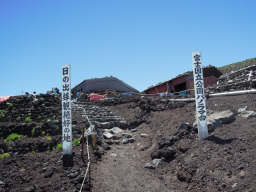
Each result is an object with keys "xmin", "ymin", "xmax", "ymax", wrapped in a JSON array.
[
  {"xmin": 0, "ymin": 153, "xmax": 10, "ymax": 159},
  {"xmin": 4, "ymin": 133, "xmax": 23, "ymax": 143},
  {"xmin": 72, "ymin": 138, "xmax": 80, "ymax": 146},
  {"xmin": 55, "ymin": 143, "xmax": 62, "ymax": 150},
  {"xmin": 24, "ymin": 116, "xmax": 31, "ymax": 123}
]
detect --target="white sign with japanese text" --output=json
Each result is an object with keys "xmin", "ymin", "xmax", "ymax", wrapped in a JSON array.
[
  {"xmin": 192, "ymin": 52, "xmax": 208, "ymax": 140},
  {"xmin": 62, "ymin": 64, "xmax": 72, "ymax": 154}
]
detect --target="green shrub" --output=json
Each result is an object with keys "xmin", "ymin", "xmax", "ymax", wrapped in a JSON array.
[
  {"xmin": 32, "ymin": 150, "xmax": 36, "ymax": 154},
  {"xmin": 4, "ymin": 133, "xmax": 23, "ymax": 143},
  {"xmin": 0, "ymin": 153, "xmax": 10, "ymax": 159},
  {"xmin": 56, "ymin": 143, "xmax": 62, "ymax": 150},
  {"xmin": 0, "ymin": 109, "xmax": 7, "ymax": 119},
  {"xmin": 24, "ymin": 116, "xmax": 31, "ymax": 123},
  {"xmin": 72, "ymin": 138, "xmax": 80, "ymax": 146},
  {"xmin": 8, "ymin": 103, "xmax": 14, "ymax": 108},
  {"xmin": 47, "ymin": 136, "xmax": 52, "ymax": 141}
]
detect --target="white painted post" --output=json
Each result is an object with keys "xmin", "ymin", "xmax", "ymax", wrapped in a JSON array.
[
  {"xmin": 192, "ymin": 52, "xmax": 208, "ymax": 140},
  {"xmin": 62, "ymin": 64, "xmax": 73, "ymax": 166},
  {"xmin": 248, "ymin": 70, "xmax": 253, "ymax": 81}
]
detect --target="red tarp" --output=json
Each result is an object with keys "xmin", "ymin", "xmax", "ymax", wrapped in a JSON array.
[
  {"xmin": 89, "ymin": 93, "xmax": 105, "ymax": 101},
  {"xmin": 0, "ymin": 96, "xmax": 10, "ymax": 102}
]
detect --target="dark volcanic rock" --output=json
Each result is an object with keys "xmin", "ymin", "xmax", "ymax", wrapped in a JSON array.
[
  {"xmin": 43, "ymin": 168, "xmax": 54, "ymax": 178},
  {"xmin": 177, "ymin": 169, "xmax": 192, "ymax": 183},
  {"xmin": 158, "ymin": 136, "xmax": 178, "ymax": 149},
  {"xmin": 151, "ymin": 147, "xmax": 176, "ymax": 161}
]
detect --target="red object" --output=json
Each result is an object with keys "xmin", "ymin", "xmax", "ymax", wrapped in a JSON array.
[
  {"xmin": 145, "ymin": 75, "xmax": 218, "ymax": 94},
  {"xmin": 89, "ymin": 93, "xmax": 105, "ymax": 101},
  {"xmin": 0, "ymin": 96, "xmax": 10, "ymax": 102}
]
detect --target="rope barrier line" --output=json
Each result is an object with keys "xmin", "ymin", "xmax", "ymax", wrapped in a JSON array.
[
  {"xmin": 130, "ymin": 89, "xmax": 195, "ymax": 96},
  {"xmin": 79, "ymin": 108, "xmax": 92, "ymax": 192},
  {"xmin": 79, "ymin": 133, "xmax": 90, "ymax": 192},
  {"xmin": 83, "ymin": 108, "xmax": 92, "ymax": 126},
  {"xmin": 167, "ymin": 89, "xmax": 256, "ymax": 102}
]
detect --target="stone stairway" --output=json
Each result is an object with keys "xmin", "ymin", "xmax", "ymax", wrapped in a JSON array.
[
  {"xmin": 72, "ymin": 102, "xmax": 132, "ymax": 143},
  {"xmin": 72, "ymin": 103, "xmax": 127, "ymax": 135},
  {"xmin": 73, "ymin": 102, "xmax": 127, "ymax": 128}
]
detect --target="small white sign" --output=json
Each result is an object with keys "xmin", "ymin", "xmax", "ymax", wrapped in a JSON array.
[
  {"xmin": 62, "ymin": 64, "xmax": 72, "ymax": 154},
  {"xmin": 192, "ymin": 52, "xmax": 208, "ymax": 140}
]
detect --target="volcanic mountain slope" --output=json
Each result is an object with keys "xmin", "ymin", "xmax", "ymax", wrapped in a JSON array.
[
  {"xmin": 0, "ymin": 94, "xmax": 92, "ymax": 192},
  {"xmin": 1, "ymin": 93, "xmax": 256, "ymax": 192},
  {"xmin": 91, "ymin": 94, "xmax": 256, "ymax": 192}
]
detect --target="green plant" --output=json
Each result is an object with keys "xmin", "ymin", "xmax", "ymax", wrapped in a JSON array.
[
  {"xmin": 4, "ymin": 133, "xmax": 23, "ymax": 143},
  {"xmin": 72, "ymin": 138, "xmax": 80, "ymax": 146},
  {"xmin": 0, "ymin": 153, "xmax": 10, "ymax": 159},
  {"xmin": 55, "ymin": 143, "xmax": 62, "ymax": 150},
  {"xmin": 0, "ymin": 109, "xmax": 7, "ymax": 119},
  {"xmin": 8, "ymin": 103, "xmax": 14, "ymax": 108},
  {"xmin": 32, "ymin": 150, "xmax": 36, "ymax": 154},
  {"xmin": 47, "ymin": 136, "xmax": 52, "ymax": 141},
  {"xmin": 24, "ymin": 116, "xmax": 31, "ymax": 123}
]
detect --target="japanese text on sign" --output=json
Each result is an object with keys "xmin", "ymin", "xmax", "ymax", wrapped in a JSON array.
[
  {"xmin": 62, "ymin": 65, "xmax": 72, "ymax": 154},
  {"xmin": 192, "ymin": 52, "xmax": 208, "ymax": 140}
]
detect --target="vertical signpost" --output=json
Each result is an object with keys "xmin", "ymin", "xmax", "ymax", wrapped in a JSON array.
[
  {"xmin": 192, "ymin": 52, "xmax": 208, "ymax": 140},
  {"xmin": 62, "ymin": 64, "xmax": 73, "ymax": 166}
]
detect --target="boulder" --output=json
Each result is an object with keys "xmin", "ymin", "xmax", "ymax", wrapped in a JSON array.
[
  {"xmin": 0, "ymin": 180, "xmax": 4, "ymax": 185},
  {"xmin": 193, "ymin": 110, "xmax": 236, "ymax": 132},
  {"xmin": 140, "ymin": 133, "xmax": 148, "ymax": 138},
  {"xmin": 144, "ymin": 159, "xmax": 162, "ymax": 169},
  {"xmin": 175, "ymin": 123, "xmax": 194, "ymax": 137},
  {"xmin": 152, "ymin": 158, "xmax": 162, "ymax": 168},
  {"xmin": 122, "ymin": 133, "xmax": 132, "ymax": 138},
  {"xmin": 128, "ymin": 138, "xmax": 135, "ymax": 143},
  {"xmin": 151, "ymin": 147, "xmax": 176, "ymax": 161},
  {"xmin": 238, "ymin": 106, "xmax": 247, "ymax": 113},
  {"xmin": 238, "ymin": 107, "xmax": 256, "ymax": 118},
  {"xmin": 144, "ymin": 162, "xmax": 155, "ymax": 169},
  {"xmin": 110, "ymin": 127, "xmax": 123, "ymax": 135},
  {"xmin": 177, "ymin": 169, "xmax": 192, "ymax": 183},
  {"xmin": 103, "ymin": 132, "xmax": 114, "ymax": 139},
  {"xmin": 158, "ymin": 136, "xmax": 178, "ymax": 149},
  {"xmin": 122, "ymin": 138, "xmax": 129, "ymax": 144},
  {"xmin": 119, "ymin": 120, "xmax": 128, "ymax": 128}
]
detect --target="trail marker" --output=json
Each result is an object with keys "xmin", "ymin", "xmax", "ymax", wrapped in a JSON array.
[
  {"xmin": 192, "ymin": 52, "xmax": 208, "ymax": 140},
  {"xmin": 62, "ymin": 64, "xmax": 73, "ymax": 166}
]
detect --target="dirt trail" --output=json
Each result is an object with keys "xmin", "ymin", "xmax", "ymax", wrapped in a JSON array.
[
  {"xmin": 91, "ymin": 138, "xmax": 170, "ymax": 192},
  {"xmin": 91, "ymin": 94, "xmax": 256, "ymax": 192}
]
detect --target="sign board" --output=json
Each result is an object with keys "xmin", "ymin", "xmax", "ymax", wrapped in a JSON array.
[
  {"xmin": 192, "ymin": 52, "xmax": 208, "ymax": 140},
  {"xmin": 62, "ymin": 64, "xmax": 72, "ymax": 155}
]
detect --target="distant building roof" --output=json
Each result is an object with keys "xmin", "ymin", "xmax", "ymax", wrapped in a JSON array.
[
  {"xmin": 72, "ymin": 76, "xmax": 139, "ymax": 93},
  {"xmin": 143, "ymin": 66, "xmax": 222, "ymax": 92}
]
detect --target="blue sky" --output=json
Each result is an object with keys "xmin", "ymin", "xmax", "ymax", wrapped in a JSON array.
[{"xmin": 0, "ymin": 0, "xmax": 256, "ymax": 96}]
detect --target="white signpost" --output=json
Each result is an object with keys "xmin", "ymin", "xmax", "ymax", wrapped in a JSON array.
[
  {"xmin": 192, "ymin": 52, "xmax": 208, "ymax": 140},
  {"xmin": 62, "ymin": 64, "xmax": 73, "ymax": 166}
]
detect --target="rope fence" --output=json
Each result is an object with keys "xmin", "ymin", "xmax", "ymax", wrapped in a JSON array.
[{"xmin": 79, "ymin": 108, "xmax": 92, "ymax": 192}]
